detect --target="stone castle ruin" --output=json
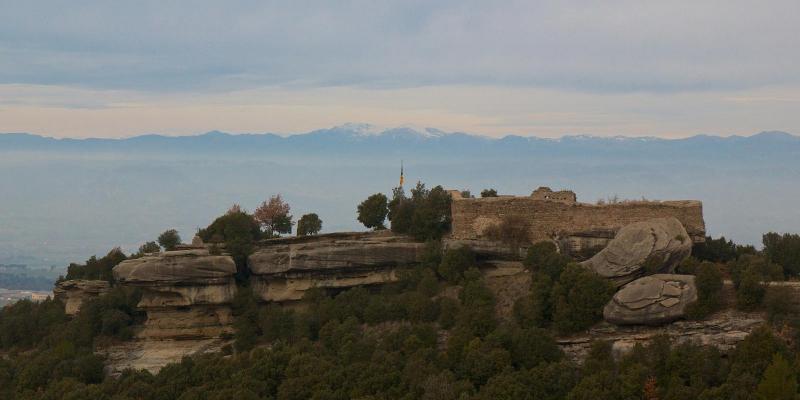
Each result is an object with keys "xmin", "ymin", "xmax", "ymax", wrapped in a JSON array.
[
  {"xmin": 68, "ymin": 185, "xmax": 717, "ymax": 373},
  {"xmin": 449, "ymin": 187, "xmax": 705, "ymax": 258}
]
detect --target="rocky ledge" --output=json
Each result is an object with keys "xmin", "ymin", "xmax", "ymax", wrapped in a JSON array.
[
  {"xmin": 559, "ymin": 309, "xmax": 766, "ymax": 362},
  {"xmin": 53, "ymin": 279, "xmax": 112, "ymax": 315},
  {"xmin": 113, "ymin": 248, "xmax": 237, "ymax": 340},
  {"xmin": 248, "ymin": 231, "xmax": 425, "ymax": 302},
  {"xmin": 442, "ymin": 238, "xmax": 527, "ymax": 260}
]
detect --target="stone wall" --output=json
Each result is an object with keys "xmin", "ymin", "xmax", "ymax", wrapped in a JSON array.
[{"xmin": 450, "ymin": 196, "xmax": 706, "ymax": 245}]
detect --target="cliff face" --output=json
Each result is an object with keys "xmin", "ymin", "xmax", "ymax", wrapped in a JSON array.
[
  {"xmin": 53, "ymin": 279, "xmax": 111, "ymax": 315},
  {"xmin": 113, "ymin": 249, "xmax": 237, "ymax": 340},
  {"xmin": 248, "ymin": 231, "xmax": 425, "ymax": 301}
]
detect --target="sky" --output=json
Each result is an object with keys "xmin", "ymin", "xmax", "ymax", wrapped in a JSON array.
[{"xmin": 1, "ymin": 1, "xmax": 799, "ymax": 139}]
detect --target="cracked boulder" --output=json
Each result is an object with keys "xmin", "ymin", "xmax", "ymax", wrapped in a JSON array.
[
  {"xmin": 604, "ymin": 274, "xmax": 697, "ymax": 326},
  {"xmin": 581, "ymin": 217, "xmax": 692, "ymax": 286}
]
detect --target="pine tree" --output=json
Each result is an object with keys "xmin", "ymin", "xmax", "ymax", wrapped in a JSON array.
[{"xmin": 756, "ymin": 353, "xmax": 798, "ymax": 400}]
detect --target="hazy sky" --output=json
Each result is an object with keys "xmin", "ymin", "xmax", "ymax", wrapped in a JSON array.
[{"xmin": 1, "ymin": 1, "xmax": 799, "ymax": 138}]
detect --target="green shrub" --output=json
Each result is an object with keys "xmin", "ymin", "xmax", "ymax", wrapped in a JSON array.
[
  {"xmin": 438, "ymin": 246, "xmax": 476, "ymax": 283},
  {"xmin": 296, "ymin": 213, "xmax": 322, "ymax": 236},
  {"xmin": 65, "ymin": 247, "xmax": 127, "ymax": 282},
  {"xmin": 552, "ymin": 264, "xmax": 616, "ymax": 334},
  {"xmin": 357, "ymin": 193, "xmax": 388, "ymax": 230},
  {"xmin": 514, "ymin": 272, "xmax": 555, "ymax": 329},
  {"xmin": 730, "ymin": 254, "xmax": 784, "ymax": 288},
  {"xmin": 763, "ymin": 285, "xmax": 797, "ymax": 325},
  {"xmin": 437, "ymin": 297, "xmax": 461, "ymax": 329},
  {"xmin": 755, "ymin": 353, "xmax": 798, "ymax": 400},
  {"xmin": 686, "ymin": 261, "xmax": 724, "ymax": 319},
  {"xmin": 508, "ymin": 327, "xmax": 563, "ymax": 369},
  {"xmin": 736, "ymin": 267, "xmax": 767, "ymax": 311},
  {"xmin": 258, "ymin": 304, "xmax": 297, "ymax": 342},
  {"xmin": 763, "ymin": 232, "xmax": 800, "ymax": 277},
  {"xmin": 198, "ymin": 210, "xmax": 262, "ymax": 279},
  {"xmin": 157, "ymin": 229, "xmax": 181, "ymax": 251},
  {"xmin": 524, "ymin": 241, "xmax": 570, "ymax": 280},
  {"xmin": 676, "ymin": 256, "xmax": 700, "ymax": 274},
  {"xmin": 388, "ymin": 182, "xmax": 452, "ymax": 241}
]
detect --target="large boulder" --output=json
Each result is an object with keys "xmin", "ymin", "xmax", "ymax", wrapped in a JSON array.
[
  {"xmin": 249, "ymin": 231, "xmax": 425, "ymax": 301},
  {"xmin": 603, "ymin": 274, "xmax": 697, "ymax": 326},
  {"xmin": 112, "ymin": 249, "xmax": 237, "ymax": 340},
  {"xmin": 53, "ymin": 279, "xmax": 111, "ymax": 315},
  {"xmin": 581, "ymin": 217, "xmax": 692, "ymax": 286}
]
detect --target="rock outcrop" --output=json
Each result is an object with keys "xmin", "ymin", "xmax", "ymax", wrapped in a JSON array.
[
  {"xmin": 53, "ymin": 279, "xmax": 111, "ymax": 315},
  {"xmin": 249, "ymin": 231, "xmax": 425, "ymax": 302},
  {"xmin": 113, "ymin": 249, "xmax": 237, "ymax": 339},
  {"xmin": 559, "ymin": 309, "xmax": 766, "ymax": 363},
  {"xmin": 442, "ymin": 238, "xmax": 527, "ymax": 260},
  {"xmin": 604, "ymin": 274, "xmax": 697, "ymax": 326},
  {"xmin": 581, "ymin": 217, "xmax": 692, "ymax": 286}
]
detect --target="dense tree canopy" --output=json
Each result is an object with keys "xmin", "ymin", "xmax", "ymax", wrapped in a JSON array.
[
  {"xmin": 763, "ymin": 232, "xmax": 800, "ymax": 277},
  {"xmin": 198, "ymin": 209, "xmax": 262, "ymax": 279},
  {"xmin": 297, "ymin": 213, "xmax": 323, "ymax": 236},
  {"xmin": 3, "ymin": 230, "xmax": 800, "ymax": 399},
  {"xmin": 357, "ymin": 193, "xmax": 389, "ymax": 230},
  {"xmin": 157, "ymin": 229, "xmax": 181, "ymax": 251},
  {"xmin": 64, "ymin": 248, "xmax": 127, "ymax": 282},
  {"xmin": 388, "ymin": 182, "xmax": 452, "ymax": 241}
]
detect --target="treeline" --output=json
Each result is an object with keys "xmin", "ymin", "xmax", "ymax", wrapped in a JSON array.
[
  {"xmin": 62, "ymin": 195, "xmax": 325, "ymax": 282},
  {"xmin": 12, "ymin": 182, "xmax": 800, "ymax": 399},
  {"xmin": 686, "ymin": 233, "xmax": 800, "ymax": 316},
  {"xmin": 2, "ymin": 240, "xmax": 800, "ymax": 399},
  {"xmin": 0, "ymin": 286, "xmax": 142, "ymax": 399},
  {"xmin": 357, "ymin": 182, "xmax": 453, "ymax": 241}
]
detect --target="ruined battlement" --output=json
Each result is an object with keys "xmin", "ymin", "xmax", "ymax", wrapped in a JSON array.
[
  {"xmin": 449, "ymin": 192, "xmax": 706, "ymax": 248},
  {"xmin": 530, "ymin": 186, "xmax": 577, "ymax": 203}
]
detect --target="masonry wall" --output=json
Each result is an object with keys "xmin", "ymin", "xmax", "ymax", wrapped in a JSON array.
[{"xmin": 450, "ymin": 197, "xmax": 706, "ymax": 243}]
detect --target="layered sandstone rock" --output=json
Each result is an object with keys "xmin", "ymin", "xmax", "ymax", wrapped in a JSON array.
[
  {"xmin": 559, "ymin": 309, "xmax": 765, "ymax": 363},
  {"xmin": 581, "ymin": 217, "xmax": 692, "ymax": 286},
  {"xmin": 249, "ymin": 231, "xmax": 425, "ymax": 302},
  {"xmin": 54, "ymin": 279, "xmax": 111, "ymax": 315},
  {"xmin": 101, "ymin": 338, "xmax": 229, "ymax": 376},
  {"xmin": 604, "ymin": 274, "xmax": 697, "ymax": 326},
  {"xmin": 442, "ymin": 238, "xmax": 527, "ymax": 260},
  {"xmin": 113, "ymin": 249, "xmax": 237, "ymax": 339}
]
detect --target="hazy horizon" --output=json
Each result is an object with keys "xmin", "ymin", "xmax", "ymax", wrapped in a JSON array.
[
  {"xmin": 2, "ymin": 2, "xmax": 800, "ymax": 138},
  {"xmin": 3, "ymin": 124, "xmax": 797, "ymax": 141},
  {"xmin": 2, "ymin": 125, "xmax": 799, "ymax": 274}
]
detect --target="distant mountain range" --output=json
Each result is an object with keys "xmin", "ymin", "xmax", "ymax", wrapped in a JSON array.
[
  {"xmin": 1, "ymin": 125, "xmax": 799, "ymax": 275},
  {"xmin": 2, "ymin": 125, "xmax": 798, "ymax": 158}
]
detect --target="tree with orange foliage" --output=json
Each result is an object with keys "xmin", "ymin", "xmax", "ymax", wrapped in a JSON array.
[{"xmin": 254, "ymin": 195, "xmax": 293, "ymax": 237}]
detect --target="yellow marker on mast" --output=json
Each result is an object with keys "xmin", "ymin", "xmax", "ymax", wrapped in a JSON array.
[{"xmin": 399, "ymin": 160, "xmax": 405, "ymax": 187}]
